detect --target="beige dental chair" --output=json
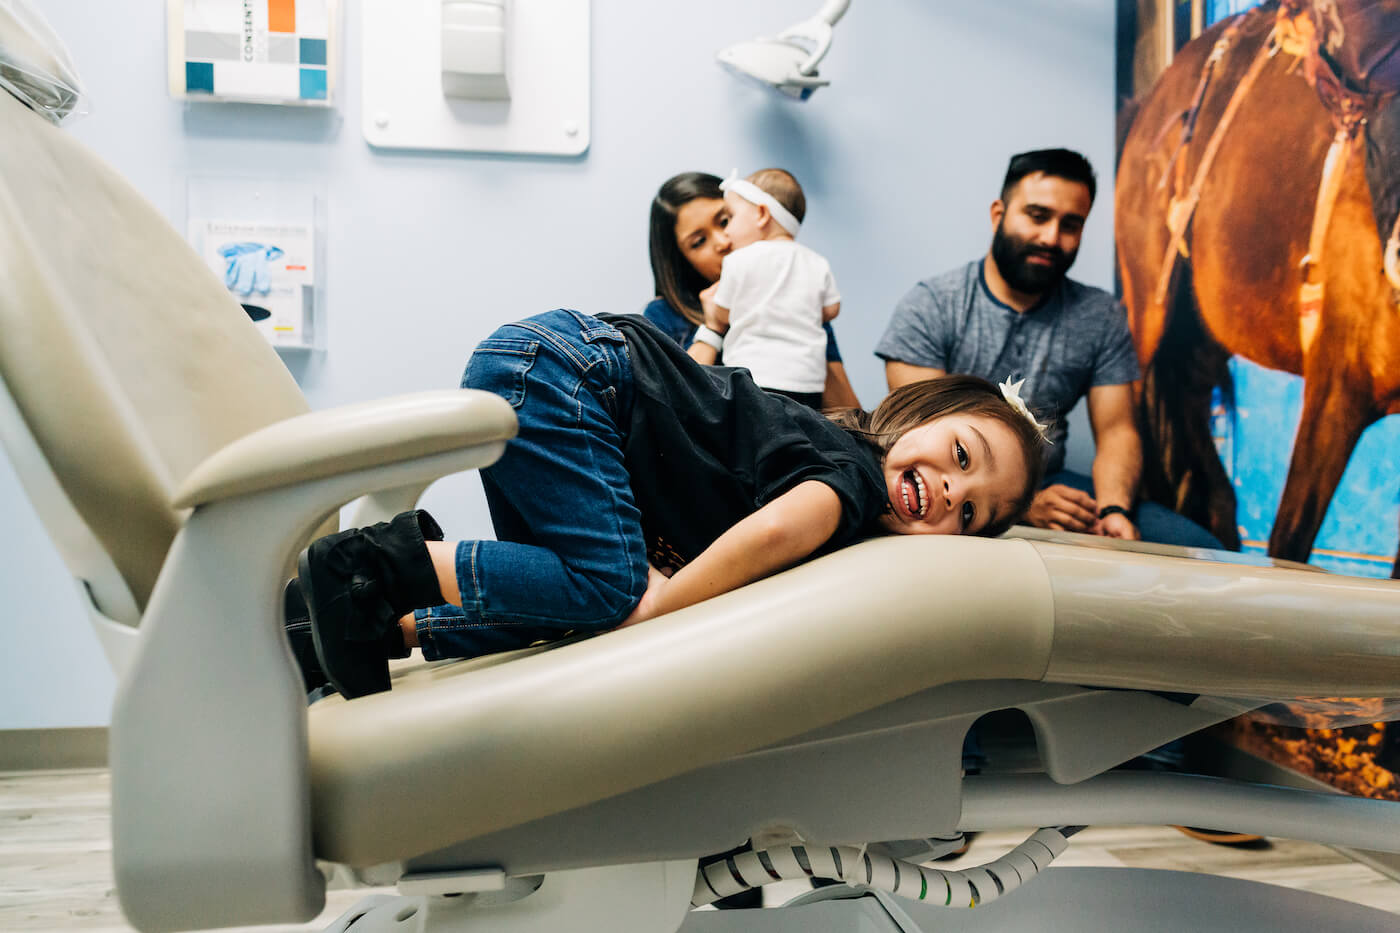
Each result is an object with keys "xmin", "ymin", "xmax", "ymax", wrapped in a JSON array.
[{"xmin": 7, "ymin": 28, "xmax": 1400, "ymax": 933}]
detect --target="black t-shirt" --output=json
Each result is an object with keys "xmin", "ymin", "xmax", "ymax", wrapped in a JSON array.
[{"xmin": 599, "ymin": 313, "xmax": 887, "ymax": 569}]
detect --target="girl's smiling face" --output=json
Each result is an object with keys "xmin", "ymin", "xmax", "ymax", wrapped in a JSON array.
[{"xmin": 878, "ymin": 413, "xmax": 1030, "ymax": 536}]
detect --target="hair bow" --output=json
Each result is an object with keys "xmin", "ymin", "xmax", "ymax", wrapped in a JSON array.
[{"xmin": 999, "ymin": 378, "xmax": 1051, "ymax": 442}]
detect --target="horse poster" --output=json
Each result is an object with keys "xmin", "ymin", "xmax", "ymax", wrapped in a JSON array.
[{"xmin": 1115, "ymin": 0, "xmax": 1400, "ymax": 578}]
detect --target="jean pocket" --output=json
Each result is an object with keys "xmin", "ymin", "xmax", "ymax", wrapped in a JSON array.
[{"xmin": 463, "ymin": 338, "xmax": 539, "ymax": 409}]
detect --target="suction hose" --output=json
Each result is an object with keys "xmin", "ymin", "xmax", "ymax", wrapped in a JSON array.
[{"xmin": 692, "ymin": 826, "xmax": 1082, "ymax": 909}]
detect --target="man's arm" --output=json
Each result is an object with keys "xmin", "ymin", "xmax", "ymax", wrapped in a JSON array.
[
  {"xmin": 877, "ymin": 281, "xmax": 952, "ymax": 390},
  {"xmin": 1086, "ymin": 382, "xmax": 1143, "ymax": 540},
  {"xmin": 885, "ymin": 360, "xmax": 946, "ymax": 390},
  {"xmin": 622, "ymin": 480, "xmax": 842, "ymax": 625}
]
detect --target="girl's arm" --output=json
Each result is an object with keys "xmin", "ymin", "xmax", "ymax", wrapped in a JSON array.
[{"xmin": 622, "ymin": 480, "xmax": 842, "ymax": 625}]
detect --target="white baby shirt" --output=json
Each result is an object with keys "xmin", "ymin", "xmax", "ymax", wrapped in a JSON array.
[{"xmin": 712, "ymin": 239, "xmax": 840, "ymax": 393}]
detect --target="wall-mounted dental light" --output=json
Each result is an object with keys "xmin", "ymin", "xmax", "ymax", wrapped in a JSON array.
[{"xmin": 715, "ymin": 0, "xmax": 850, "ymax": 101}]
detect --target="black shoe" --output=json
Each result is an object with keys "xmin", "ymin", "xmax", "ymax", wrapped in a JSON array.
[
  {"xmin": 1172, "ymin": 826, "xmax": 1268, "ymax": 847},
  {"xmin": 283, "ymin": 579, "xmax": 328, "ymax": 693},
  {"xmin": 299, "ymin": 510, "xmax": 444, "ymax": 699},
  {"xmin": 284, "ymin": 578, "xmax": 412, "ymax": 695}
]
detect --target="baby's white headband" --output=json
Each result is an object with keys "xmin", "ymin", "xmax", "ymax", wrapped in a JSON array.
[{"xmin": 720, "ymin": 170, "xmax": 803, "ymax": 237}]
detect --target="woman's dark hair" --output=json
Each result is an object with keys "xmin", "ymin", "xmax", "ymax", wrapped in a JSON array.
[
  {"xmin": 827, "ymin": 374, "xmax": 1047, "ymax": 537},
  {"xmin": 649, "ymin": 171, "xmax": 724, "ymax": 327}
]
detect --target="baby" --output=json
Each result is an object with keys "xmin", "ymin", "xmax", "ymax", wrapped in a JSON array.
[{"xmin": 701, "ymin": 168, "xmax": 840, "ymax": 409}]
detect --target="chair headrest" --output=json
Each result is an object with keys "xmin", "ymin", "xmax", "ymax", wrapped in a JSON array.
[{"xmin": 0, "ymin": 0, "xmax": 85, "ymax": 124}]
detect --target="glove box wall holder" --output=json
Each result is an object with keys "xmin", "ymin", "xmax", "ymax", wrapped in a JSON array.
[{"xmin": 185, "ymin": 173, "xmax": 326, "ymax": 355}]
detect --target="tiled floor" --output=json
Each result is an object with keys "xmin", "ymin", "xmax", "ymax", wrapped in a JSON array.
[{"xmin": 4, "ymin": 768, "xmax": 1399, "ymax": 931}]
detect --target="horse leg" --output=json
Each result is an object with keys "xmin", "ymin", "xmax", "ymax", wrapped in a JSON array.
[{"xmin": 1267, "ymin": 374, "xmax": 1374, "ymax": 563}]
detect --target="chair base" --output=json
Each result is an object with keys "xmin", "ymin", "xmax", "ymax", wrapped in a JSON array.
[{"xmin": 320, "ymin": 864, "xmax": 1398, "ymax": 932}]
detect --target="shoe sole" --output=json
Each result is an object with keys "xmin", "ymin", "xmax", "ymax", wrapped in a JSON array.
[{"xmin": 283, "ymin": 579, "xmax": 330, "ymax": 694}]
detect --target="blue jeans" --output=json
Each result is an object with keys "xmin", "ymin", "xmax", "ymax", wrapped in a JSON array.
[
  {"xmin": 414, "ymin": 309, "xmax": 649, "ymax": 661},
  {"xmin": 1043, "ymin": 470, "xmax": 1223, "ymax": 549}
]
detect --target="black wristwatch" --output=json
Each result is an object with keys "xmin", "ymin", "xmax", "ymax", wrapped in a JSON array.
[{"xmin": 1098, "ymin": 504, "xmax": 1135, "ymax": 521}]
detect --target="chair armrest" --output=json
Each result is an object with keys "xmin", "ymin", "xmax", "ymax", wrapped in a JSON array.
[
  {"xmin": 111, "ymin": 390, "xmax": 516, "ymax": 933},
  {"xmin": 172, "ymin": 390, "xmax": 516, "ymax": 508}
]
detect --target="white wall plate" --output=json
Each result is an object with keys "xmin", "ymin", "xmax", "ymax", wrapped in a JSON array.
[{"xmin": 361, "ymin": 0, "xmax": 590, "ymax": 156}]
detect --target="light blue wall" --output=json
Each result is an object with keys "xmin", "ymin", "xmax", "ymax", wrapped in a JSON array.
[{"xmin": 2, "ymin": 0, "xmax": 1115, "ymax": 728}]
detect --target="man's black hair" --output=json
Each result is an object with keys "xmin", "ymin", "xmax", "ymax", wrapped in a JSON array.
[{"xmin": 1000, "ymin": 148, "xmax": 1097, "ymax": 204}]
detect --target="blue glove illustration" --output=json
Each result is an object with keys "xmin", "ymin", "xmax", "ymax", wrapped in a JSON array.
[{"xmin": 218, "ymin": 242, "xmax": 285, "ymax": 296}]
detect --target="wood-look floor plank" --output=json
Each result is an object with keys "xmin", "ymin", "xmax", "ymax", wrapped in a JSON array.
[{"xmin": 5, "ymin": 769, "xmax": 1400, "ymax": 929}]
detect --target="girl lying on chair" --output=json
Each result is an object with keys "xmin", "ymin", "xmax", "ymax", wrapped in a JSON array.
[{"xmin": 287, "ymin": 309, "xmax": 1047, "ymax": 699}]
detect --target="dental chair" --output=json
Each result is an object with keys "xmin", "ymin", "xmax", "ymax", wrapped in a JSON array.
[{"xmin": 6, "ymin": 26, "xmax": 1400, "ymax": 933}]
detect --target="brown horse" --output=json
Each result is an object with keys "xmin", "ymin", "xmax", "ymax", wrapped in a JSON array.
[{"xmin": 1116, "ymin": 2, "xmax": 1400, "ymax": 576}]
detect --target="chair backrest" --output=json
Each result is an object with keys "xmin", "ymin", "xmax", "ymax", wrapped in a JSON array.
[{"xmin": 0, "ymin": 88, "xmax": 310, "ymax": 612}]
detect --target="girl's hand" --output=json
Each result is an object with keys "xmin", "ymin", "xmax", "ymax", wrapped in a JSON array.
[
  {"xmin": 699, "ymin": 284, "xmax": 728, "ymax": 333},
  {"xmin": 620, "ymin": 564, "xmax": 672, "ymax": 627}
]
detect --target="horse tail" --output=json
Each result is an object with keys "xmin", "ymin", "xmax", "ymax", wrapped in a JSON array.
[{"xmin": 1136, "ymin": 273, "xmax": 1243, "ymax": 549}]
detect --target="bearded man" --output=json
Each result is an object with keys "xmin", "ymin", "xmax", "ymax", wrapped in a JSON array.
[{"xmin": 876, "ymin": 148, "xmax": 1219, "ymax": 547}]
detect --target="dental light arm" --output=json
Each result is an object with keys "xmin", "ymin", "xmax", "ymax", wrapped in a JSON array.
[
  {"xmin": 782, "ymin": 0, "xmax": 850, "ymax": 77},
  {"xmin": 715, "ymin": 0, "xmax": 851, "ymax": 100}
]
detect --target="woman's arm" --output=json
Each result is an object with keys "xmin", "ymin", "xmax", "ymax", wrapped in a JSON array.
[
  {"xmin": 643, "ymin": 295, "xmax": 718, "ymax": 363},
  {"xmin": 823, "ymin": 360, "xmax": 861, "ymax": 410},
  {"xmin": 685, "ymin": 282, "xmax": 727, "ymax": 364},
  {"xmin": 686, "ymin": 341, "xmax": 720, "ymax": 364},
  {"xmin": 622, "ymin": 480, "xmax": 842, "ymax": 625},
  {"xmin": 821, "ymin": 325, "xmax": 860, "ymax": 410}
]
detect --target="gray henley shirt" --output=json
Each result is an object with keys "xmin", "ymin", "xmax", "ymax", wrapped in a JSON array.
[{"xmin": 875, "ymin": 259, "xmax": 1139, "ymax": 475}]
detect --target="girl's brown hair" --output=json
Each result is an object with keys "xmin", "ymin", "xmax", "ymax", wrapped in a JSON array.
[
  {"xmin": 827, "ymin": 374, "xmax": 1047, "ymax": 537},
  {"xmin": 649, "ymin": 171, "xmax": 724, "ymax": 327}
]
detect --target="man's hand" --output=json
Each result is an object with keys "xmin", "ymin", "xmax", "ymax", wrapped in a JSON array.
[
  {"xmin": 1096, "ymin": 511, "xmax": 1141, "ymax": 541},
  {"xmin": 1027, "ymin": 484, "xmax": 1098, "ymax": 533}
]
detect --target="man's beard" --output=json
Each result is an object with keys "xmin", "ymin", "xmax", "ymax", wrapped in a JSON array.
[{"xmin": 990, "ymin": 220, "xmax": 1076, "ymax": 296}]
